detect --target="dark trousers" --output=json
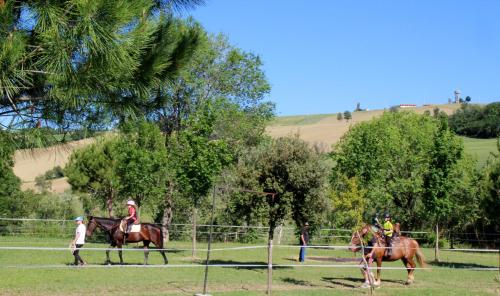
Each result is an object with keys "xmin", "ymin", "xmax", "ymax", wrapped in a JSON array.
[
  {"xmin": 385, "ymin": 236, "xmax": 392, "ymax": 256},
  {"xmin": 299, "ymin": 245, "xmax": 306, "ymax": 262},
  {"xmin": 73, "ymin": 244, "xmax": 84, "ymax": 265}
]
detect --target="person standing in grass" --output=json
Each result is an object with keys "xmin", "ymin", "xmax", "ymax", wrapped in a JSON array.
[
  {"xmin": 298, "ymin": 222, "xmax": 310, "ymax": 262},
  {"xmin": 71, "ymin": 216, "xmax": 86, "ymax": 266}
]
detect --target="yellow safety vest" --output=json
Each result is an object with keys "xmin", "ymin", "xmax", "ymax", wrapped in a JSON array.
[{"xmin": 383, "ymin": 221, "xmax": 393, "ymax": 237}]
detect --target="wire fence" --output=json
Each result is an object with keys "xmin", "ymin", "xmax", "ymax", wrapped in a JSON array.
[
  {"xmin": 0, "ymin": 217, "xmax": 433, "ymax": 245},
  {"xmin": 1, "ymin": 217, "xmax": 499, "ymax": 258}
]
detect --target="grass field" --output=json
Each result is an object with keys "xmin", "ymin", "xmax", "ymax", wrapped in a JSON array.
[
  {"xmin": 462, "ymin": 137, "xmax": 499, "ymax": 168},
  {"xmin": 0, "ymin": 236, "xmax": 498, "ymax": 296}
]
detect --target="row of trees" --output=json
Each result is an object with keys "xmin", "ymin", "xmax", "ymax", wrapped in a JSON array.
[
  {"xmin": 449, "ymin": 102, "xmax": 500, "ymax": 138},
  {"xmin": 330, "ymin": 111, "xmax": 499, "ymax": 236}
]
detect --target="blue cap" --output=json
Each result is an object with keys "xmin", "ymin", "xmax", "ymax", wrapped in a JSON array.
[{"xmin": 74, "ymin": 216, "xmax": 84, "ymax": 221}]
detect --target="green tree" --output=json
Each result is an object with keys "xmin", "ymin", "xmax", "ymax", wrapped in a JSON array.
[
  {"xmin": 449, "ymin": 102, "xmax": 500, "ymax": 138},
  {"xmin": 0, "ymin": 131, "xmax": 23, "ymax": 217},
  {"xmin": 152, "ymin": 33, "xmax": 273, "ymax": 243},
  {"xmin": 331, "ymin": 112, "xmax": 469, "ymax": 229},
  {"xmin": 481, "ymin": 138, "xmax": 500, "ymax": 232},
  {"xmin": 330, "ymin": 175, "xmax": 366, "ymax": 230},
  {"xmin": 114, "ymin": 121, "xmax": 169, "ymax": 216},
  {"xmin": 166, "ymin": 102, "xmax": 232, "ymax": 256},
  {"xmin": 227, "ymin": 136, "xmax": 329, "ymax": 236},
  {"xmin": 66, "ymin": 138, "xmax": 121, "ymax": 217},
  {"xmin": 343, "ymin": 110, "xmax": 352, "ymax": 121},
  {"xmin": 423, "ymin": 117, "xmax": 463, "ymax": 230},
  {"xmin": 337, "ymin": 112, "xmax": 343, "ymax": 121},
  {"xmin": 227, "ymin": 136, "xmax": 329, "ymax": 288}
]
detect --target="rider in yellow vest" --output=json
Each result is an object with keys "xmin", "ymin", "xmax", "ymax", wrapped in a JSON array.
[{"xmin": 383, "ymin": 212, "xmax": 394, "ymax": 257}]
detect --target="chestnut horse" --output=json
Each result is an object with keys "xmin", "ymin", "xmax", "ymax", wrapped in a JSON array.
[
  {"xmin": 86, "ymin": 216, "xmax": 168, "ymax": 265},
  {"xmin": 350, "ymin": 224, "xmax": 426, "ymax": 286}
]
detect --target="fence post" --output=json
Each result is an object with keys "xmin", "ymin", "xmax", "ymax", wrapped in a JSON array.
[
  {"xmin": 197, "ymin": 186, "xmax": 217, "ymax": 296},
  {"xmin": 434, "ymin": 224, "xmax": 440, "ymax": 263},
  {"xmin": 267, "ymin": 238, "xmax": 273, "ymax": 295}
]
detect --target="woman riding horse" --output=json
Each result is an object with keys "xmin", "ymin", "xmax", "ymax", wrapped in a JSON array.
[
  {"xmin": 86, "ymin": 216, "xmax": 168, "ymax": 265},
  {"xmin": 350, "ymin": 223, "xmax": 426, "ymax": 287}
]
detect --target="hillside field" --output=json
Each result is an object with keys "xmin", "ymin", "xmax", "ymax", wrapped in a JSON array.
[{"xmin": 12, "ymin": 104, "xmax": 498, "ymax": 193}]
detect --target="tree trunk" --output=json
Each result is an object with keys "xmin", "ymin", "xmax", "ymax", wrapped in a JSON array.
[
  {"xmin": 162, "ymin": 184, "xmax": 174, "ymax": 244},
  {"xmin": 192, "ymin": 207, "xmax": 198, "ymax": 258},
  {"xmin": 106, "ymin": 188, "xmax": 114, "ymax": 218},
  {"xmin": 435, "ymin": 223, "xmax": 440, "ymax": 262}
]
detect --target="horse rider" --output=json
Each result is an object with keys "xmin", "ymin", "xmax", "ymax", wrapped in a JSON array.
[
  {"xmin": 123, "ymin": 200, "xmax": 138, "ymax": 234},
  {"xmin": 383, "ymin": 212, "xmax": 394, "ymax": 257}
]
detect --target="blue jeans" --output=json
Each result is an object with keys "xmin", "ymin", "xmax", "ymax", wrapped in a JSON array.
[{"xmin": 299, "ymin": 245, "xmax": 306, "ymax": 262}]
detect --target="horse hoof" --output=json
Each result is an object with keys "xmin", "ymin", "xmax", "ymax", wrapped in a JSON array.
[{"xmin": 405, "ymin": 280, "xmax": 413, "ymax": 285}]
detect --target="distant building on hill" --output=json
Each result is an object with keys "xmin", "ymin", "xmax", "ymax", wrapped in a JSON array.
[{"xmin": 399, "ymin": 104, "xmax": 417, "ymax": 108}]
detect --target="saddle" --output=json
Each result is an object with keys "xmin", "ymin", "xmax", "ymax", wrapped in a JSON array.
[{"xmin": 119, "ymin": 221, "xmax": 141, "ymax": 233}]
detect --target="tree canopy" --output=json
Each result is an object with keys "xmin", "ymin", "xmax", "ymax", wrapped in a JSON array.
[
  {"xmin": 331, "ymin": 112, "xmax": 468, "ymax": 229},
  {"xmin": 0, "ymin": 1, "xmax": 202, "ymax": 139}
]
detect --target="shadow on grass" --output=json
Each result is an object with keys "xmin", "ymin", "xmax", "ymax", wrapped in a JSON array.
[
  {"xmin": 322, "ymin": 276, "xmax": 407, "ymax": 288},
  {"xmin": 429, "ymin": 261, "xmax": 496, "ymax": 269},
  {"xmin": 206, "ymin": 259, "xmax": 292, "ymax": 270},
  {"xmin": 281, "ymin": 277, "xmax": 319, "ymax": 287}
]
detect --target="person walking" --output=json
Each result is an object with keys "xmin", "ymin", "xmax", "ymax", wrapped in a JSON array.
[
  {"xmin": 298, "ymin": 222, "xmax": 310, "ymax": 262},
  {"xmin": 71, "ymin": 216, "xmax": 86, "ymax": 266}
]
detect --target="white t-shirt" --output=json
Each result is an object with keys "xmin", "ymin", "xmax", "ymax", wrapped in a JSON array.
[{"xmin": 75, "ymin": 224, "xmax": 86, "ymax": 245}]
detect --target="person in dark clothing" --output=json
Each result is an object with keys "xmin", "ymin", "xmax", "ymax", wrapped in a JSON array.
[{"xmin": 298, "ymin": 222, "xmax": 310, "ymax": 262}]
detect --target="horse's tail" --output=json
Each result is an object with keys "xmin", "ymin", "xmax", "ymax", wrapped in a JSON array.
[{"xmin": 413, "ymin": 239, "xmax": 427, "ymax": 268}]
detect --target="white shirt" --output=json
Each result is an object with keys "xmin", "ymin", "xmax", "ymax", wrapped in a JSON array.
[{"xmin": 75, "ymin": 224, "xmax": 86, "ymax": 245}]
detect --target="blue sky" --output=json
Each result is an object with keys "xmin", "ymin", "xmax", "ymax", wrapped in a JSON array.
[{"xmin": 190, "ymin": 0, "xmax": 500, "ymax": 116}]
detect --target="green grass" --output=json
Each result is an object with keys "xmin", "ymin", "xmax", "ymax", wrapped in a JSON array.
[
  {"xmin": 269, "ymin": 114, "xmax": 334, "ymax": 126},
  {"xmin": 462, "ymin": 137, "xmax": 499, "ymax": 167},
  {"xmin": 0, "ymin": 236, "xmax": 498, "ymax": 295}
]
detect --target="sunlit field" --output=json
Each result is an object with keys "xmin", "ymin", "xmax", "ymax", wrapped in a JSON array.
[
  {"xmin": 0, "ymin": 236, "xmax": 498, "ymax": 296},
  {"xmin": 462, "ymin": 137, "xmax": 499, "ymax": 168}
]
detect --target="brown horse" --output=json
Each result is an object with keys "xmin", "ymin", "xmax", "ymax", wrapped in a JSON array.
[
  {"xmin": 86, "ymin": 216, "xmax": 168, "ymax": 265},
  {"xmin": 350, "ymin": 224, "xmax": 426, "ymax": 286}
]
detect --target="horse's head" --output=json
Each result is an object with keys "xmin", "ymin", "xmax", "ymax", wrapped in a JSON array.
[
  {"xmin": 349, "ymin": 224, "xmax": 370, "ymax": 252},
  {"xmin": 86, "ymin": 216, "xmax": 97, "ymax": 237}
]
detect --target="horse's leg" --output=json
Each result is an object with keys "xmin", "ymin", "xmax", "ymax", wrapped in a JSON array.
[
  {"xmin": 406, "ymin": 257, "xmax": 416, "ymax": 284},
  {"xmin": 143, "ymin": 241, "xmax": 150, "ymax": 265},
  {"xmin": 106, "ymin": 242, "xmax": 115, "ymax": 265},
  {"xmin": 117, "ymin": 242, "xmax": 124, "ymax": 265},
  {"xmin": 160, "ymin": 249, "xmax": 168, "ymax": 264},
  {"xmin": 106, "ymin": 248, "xmax": 111, "ymax": 265},
  {"xmin": 374, "ymin": 257, "xmax": 382, "ymax": 286}
]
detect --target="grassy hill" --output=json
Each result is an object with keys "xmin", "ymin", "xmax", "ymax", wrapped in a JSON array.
[
  {"xmin": 266, "ymin": 104, "xmax": 462, "ymax": 151},
  {"xmin": 12, "ymin": 104, "xmax": 498, "ymax": 193}
]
